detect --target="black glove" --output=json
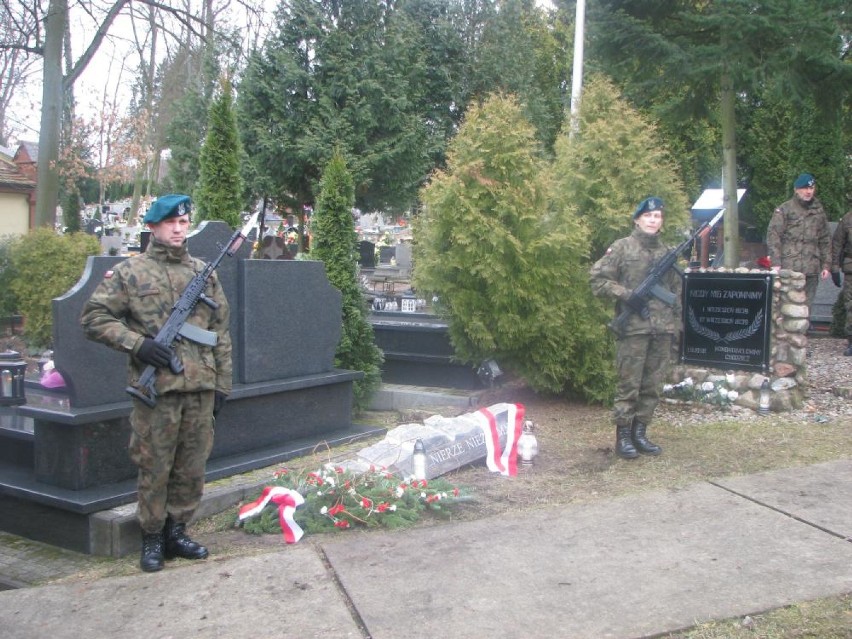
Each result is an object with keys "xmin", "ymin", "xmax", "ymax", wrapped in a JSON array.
[
  {"xmin": 831, "ymin": 271, "xmax": 842, "ymax": 288},
  {"xmin": 136, "ymin": 338, "xmax": 172, "ymax": 368},
  {"xmin": 213, "ymin": 391, "xmax": 227, "ymax": 417}
]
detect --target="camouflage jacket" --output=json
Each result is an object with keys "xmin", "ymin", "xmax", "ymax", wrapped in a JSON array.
[
  {"xmin": 765, "ymin": 196, "xmax": 831, "ymax": 275},
  {"xmin": 589, "ymin": 228, "xmax": 682, "ymax": 337},
  {"xmin": 832, "ymin": 210, "xmax": 852, "ymax": 274},
  {"xmin": 80, "ymin": 238, "xmax": 232, "ymax": 395}
]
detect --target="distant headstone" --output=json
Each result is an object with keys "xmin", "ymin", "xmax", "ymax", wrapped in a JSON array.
[
  {"xmin": 395, "ymin": 243, "xmax": 412, "ymax": 271},
  {"xmin": 358, "ymin": 241, "xmax": 376, "ymax": 268},
  {"xmin": 379, "ymin": 245, "xmax": 396, "ymax": 265},
  {"xmin": 84, "ymin": 218, "xmax": 102, "ymax": 237}
]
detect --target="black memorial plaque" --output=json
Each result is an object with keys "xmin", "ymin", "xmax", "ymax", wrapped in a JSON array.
[{"xmin": 681, "ymin": 272, "xmax": 773, "ymax": 372}]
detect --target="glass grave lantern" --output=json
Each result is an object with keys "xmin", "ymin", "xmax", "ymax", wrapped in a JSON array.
[{"xmin": 0, "ymin": 350, "xmax": 27, "ymax": 406}]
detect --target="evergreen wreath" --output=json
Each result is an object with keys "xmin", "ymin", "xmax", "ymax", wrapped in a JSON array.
[{"xmin": 239, "ymin": 465, "xmax": 472, "ymax": 535}]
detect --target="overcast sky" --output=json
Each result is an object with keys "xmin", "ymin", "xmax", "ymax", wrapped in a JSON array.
[{"xmin": 8, "ymin": 0, "xmax": 556, "ymax": 145}]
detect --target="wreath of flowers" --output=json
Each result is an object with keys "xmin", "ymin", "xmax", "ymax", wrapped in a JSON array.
[{"xmin": 238, "ymin": 464, "xmax": 470, "ymax": 536}]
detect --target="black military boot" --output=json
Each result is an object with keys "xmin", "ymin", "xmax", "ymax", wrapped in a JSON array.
[
  {"xmin": 615, "ymin": 424, "xmax": 638, "ymax": 459},
  {"xmin": 632, "ymin": 420, "xmax": 662, "ymax": 455},
  {"xmin": 844, "ymin": 339, "xmax": 852, "ymax": 356},
  {"xmin": 140, "ymin": 531, "xmax": 165, "ymax": 573},
  {"xmin": 163, "ymin": 516, "xmax": 209, "ymax": 560}
]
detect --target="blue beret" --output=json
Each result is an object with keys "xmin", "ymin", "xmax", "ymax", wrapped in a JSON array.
[
  {"xmin": 633, "ymin": 196, "xmax": 664, "ymax": 219},
  {"xmin": 793, "ymin": 173, "xmax": 815, "ymax": 189},
  {"xmin": 143, "ymin": 194, "xmax": 192, "ymax": 224}
]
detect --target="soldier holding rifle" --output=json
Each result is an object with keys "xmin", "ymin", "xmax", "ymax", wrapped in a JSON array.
[
  {"xmin": 590, "ymin": 197, "xmax": 682, "ymax": 460},
  {"xmin": 81, "ymin": 194, "xmax": 232, "ymax": 572},
  {"xmin": 766, "ymin": 173, "xmax": 831, "ymax": 322}
]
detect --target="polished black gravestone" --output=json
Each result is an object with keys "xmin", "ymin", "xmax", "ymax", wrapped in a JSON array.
[
  {"xmin": 0, "ymin": 221, "xmax": 382, "ymax": 553},
  {"xmin": 369, "ymin": 310, "xmax": 483, "ymax": 390},
  {"xmin": 358, "ymin": 240, "xmax": 376, "ymax": 268}
]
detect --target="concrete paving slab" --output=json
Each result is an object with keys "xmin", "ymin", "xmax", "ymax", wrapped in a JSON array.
[
  {"xmin": 713, "ymin": 459, "xmax": 852, "ymax": 539},
  {"xmin": 0, "ymin": 547, "xmax": 361, "ymax": 639},
  {"xmin": 322, "ymin": 482, "xmax": 852, "ymax": 639}
]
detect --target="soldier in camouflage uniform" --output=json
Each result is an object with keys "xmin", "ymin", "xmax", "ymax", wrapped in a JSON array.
[
  {"xmin": 590, "ymin": 197, "xmax": 681, "ymax": 460},
  {"xmin": 81, "ymin": 194, "xmax": 232, "ymax": 572},
  {"xmin": 765, "ymin": 173, "xmax": 831, "ymax": 322},
  {"xmin": 831, "ymin": 209, "xmax": 852, "ymax": 355}
]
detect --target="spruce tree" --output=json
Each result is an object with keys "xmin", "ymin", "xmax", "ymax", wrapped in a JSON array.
[
  {"xmin": 312, "ymin": 151, "xmax": 383, "ymax": 412},
  {"xmin": 415, "ymin": 93, "xmax": 615, "ymax": 401},
  {"xmin": 194, "ymin": 77, "xmax": 244, "ymax": 228}
]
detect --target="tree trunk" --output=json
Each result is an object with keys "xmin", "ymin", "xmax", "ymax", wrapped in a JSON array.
[{"xmin": 35, "ymin": 0, "xmax": 68, "ymax": 228}]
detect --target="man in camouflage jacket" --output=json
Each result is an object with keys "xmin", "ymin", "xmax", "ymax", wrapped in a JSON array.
[
  {"xmin": 766, "ymin": 173, "xmax": 831, "ymax": 322},
  {"xmin": 81, "ymin": 194, "xmax": 232, "ymax": 572},
  {"xmin": 831, "ymin": 209, "xmax": 852, "ymax": 355},
  {"xmin": 590, "ymin": 197, "xmax": 681, "ymax": 460}
]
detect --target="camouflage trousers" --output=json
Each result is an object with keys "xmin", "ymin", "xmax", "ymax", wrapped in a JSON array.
[
  {"xmin": 843, "ymin": 275, "xmax": 852, "ymax": 337},
  {"xmin": 613, "ymin": 334, "xmax": 672, "ymax": 427},
  {"xmin": 129, "ymin": 391, "xmax": 215, "ymax": 534},
  {"xmin": 804, "ymin": 274, "xmax": 820, "ymax": 323}
]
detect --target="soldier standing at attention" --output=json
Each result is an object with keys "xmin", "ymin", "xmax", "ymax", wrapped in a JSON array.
[
  {"xmin": 590, "ymin": 197, "xmax": 681, "ymax": 460},
  {"xmin": 831, "ymin": 209, "xmax": 852, "ymax": 355},
  {"xmin": 81, "ymin": 194, "xmax": 232, "ymax": 572},
  {"xmin": 765, "ymin": 173, "xmax": 831, "ymax": 322}
]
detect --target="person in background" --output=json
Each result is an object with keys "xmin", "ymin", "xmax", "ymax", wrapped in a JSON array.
[
  {"xmin": 590, "ymin": 197, "xmax": 681, "ymax": 460},
  {"xmin": 766, "ymin": 173, "xmax": 831, "ymax": 322},
  {"xmin": 81, "ymin": 194, "xmax": 232, "ymax": 572},
  {"xmin": 831, "ymin": 209, "xmax": 852, "ymax": 356}
]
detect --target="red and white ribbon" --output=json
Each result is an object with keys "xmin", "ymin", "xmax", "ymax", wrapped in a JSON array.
[
  {"xmin": 238, "ymin": 486, "xmax": 305, "ymax": 543},
  {"xmin": 474, "ymin": 402, "xmax": 525, "ymax": 477}
]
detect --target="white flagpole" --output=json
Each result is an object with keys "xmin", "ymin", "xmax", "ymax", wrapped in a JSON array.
[{"xmin": 569, "ymin": 0, "xmax": 586, "ymax": 139}]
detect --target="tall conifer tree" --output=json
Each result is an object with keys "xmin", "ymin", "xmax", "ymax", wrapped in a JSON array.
[
  {"xmin": 312, "ymin": 151, "xmax": 383, "ymax": 411},
  {"xmin": 194, "ymin": 77, "xmax": 244, "ymax": 228}
]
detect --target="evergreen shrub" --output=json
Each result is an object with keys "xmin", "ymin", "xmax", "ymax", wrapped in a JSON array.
[
  {"xmin": 312, "ymin": 151, "xmax": 383, "ymax": 411},
  {"xmin": 0, "ymin": 235, "xmax": 20, "ymax": 319},
  {"xmin": 9, "ymin": 229, "xmax": 101, "ymax": 349},
  {"xmin": 415, "ymin": 94, "xmax": 616, "ymax": 402}
]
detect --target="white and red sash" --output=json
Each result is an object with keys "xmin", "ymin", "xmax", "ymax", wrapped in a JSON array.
[
  {"xmin": 473, "ymin": 402, "xmax": 525, "ymax": 476},
  {"xmin": 238, "ymin": 486, "xmax": 305, "ymax": 543}
]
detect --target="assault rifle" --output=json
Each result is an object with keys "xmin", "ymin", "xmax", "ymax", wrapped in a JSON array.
[
  {"xmin": 126, "ymin": 213, "xmax": 258, "ymax": 407},
  {"xmin": 608, "ymin": 208, "xmax": 724, "ymax": 338}
]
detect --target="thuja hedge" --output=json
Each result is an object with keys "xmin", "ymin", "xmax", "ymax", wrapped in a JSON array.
[{"xmin": 5, "ymin": 229, "xmax": 101, "ymax": 349}]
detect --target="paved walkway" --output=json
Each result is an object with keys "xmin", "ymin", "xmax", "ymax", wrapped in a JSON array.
[{"xmin": 0, "ymin": 459, "xmax": 849, "ymax": 638}]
